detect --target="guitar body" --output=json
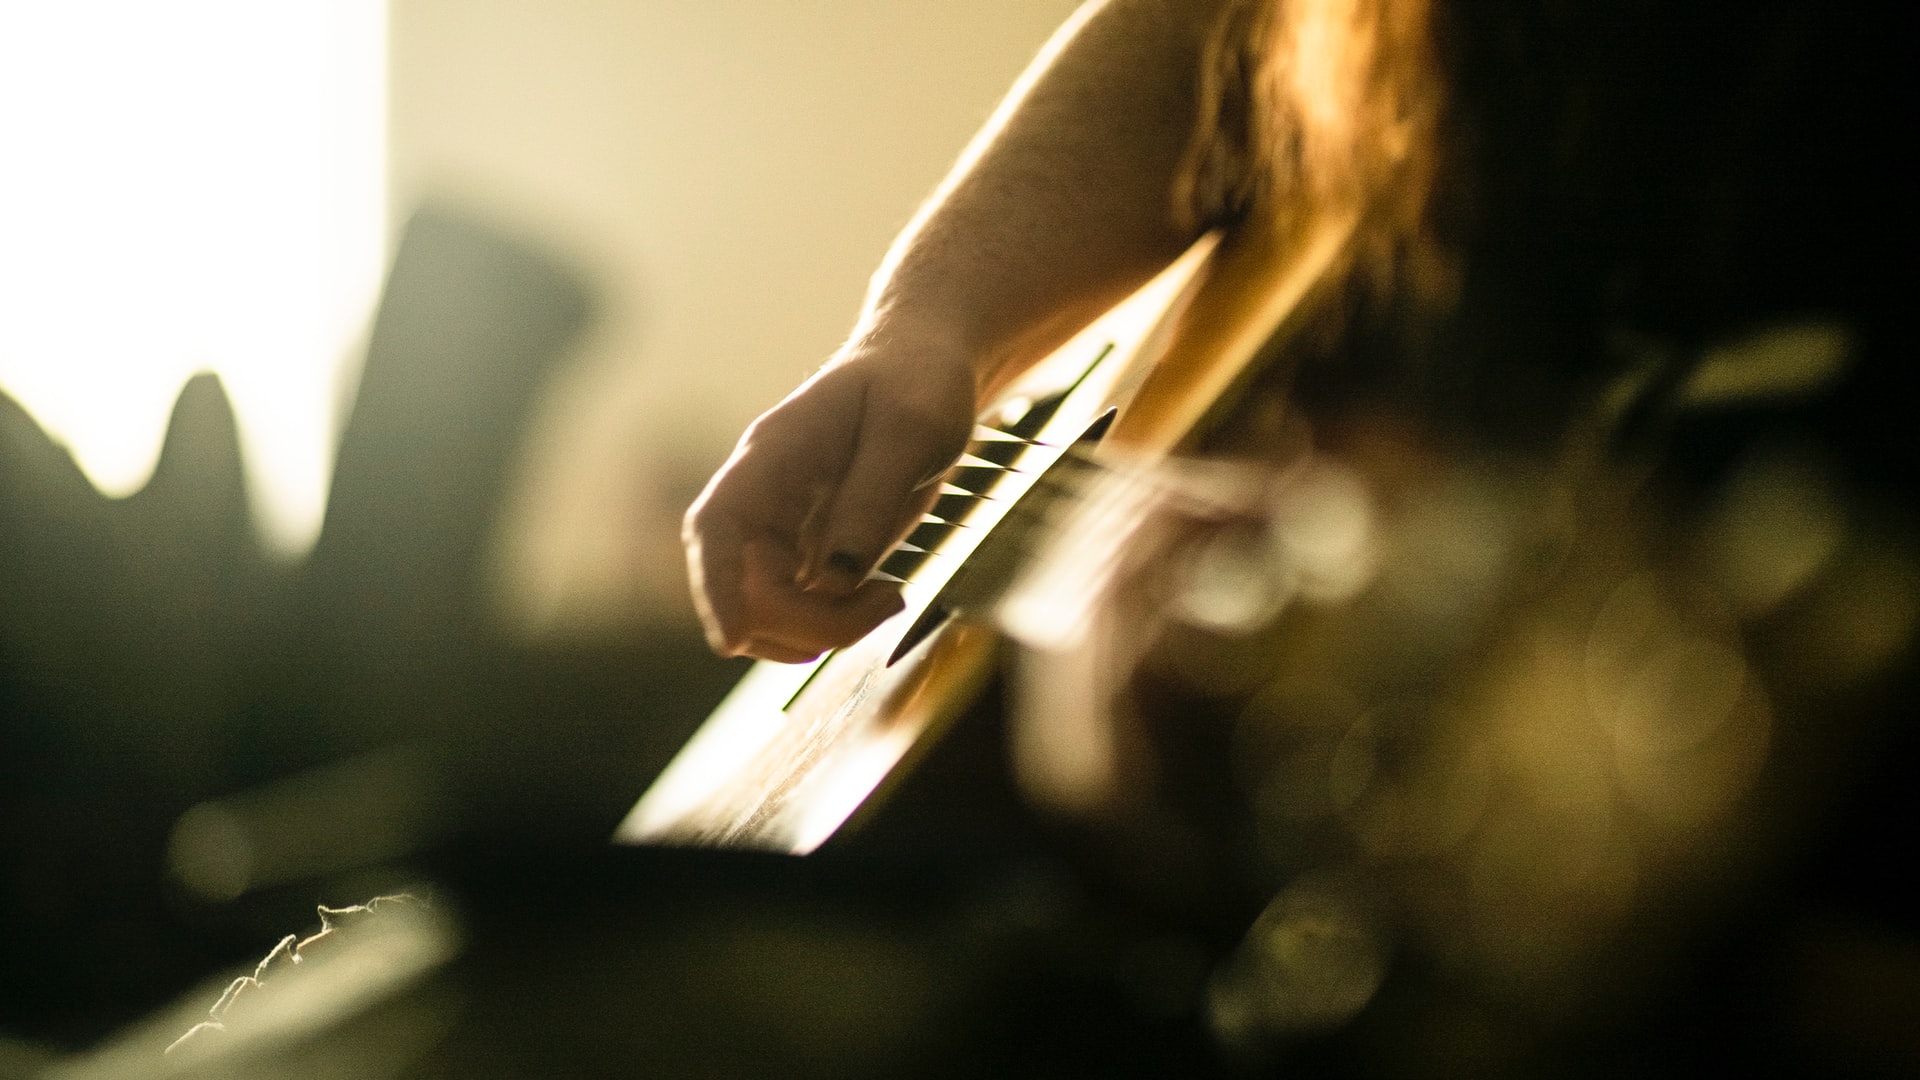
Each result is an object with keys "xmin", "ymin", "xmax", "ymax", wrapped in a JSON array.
[{"xmin": 615, "ymin": 212, "xmax": 1359, "ymax": 854}]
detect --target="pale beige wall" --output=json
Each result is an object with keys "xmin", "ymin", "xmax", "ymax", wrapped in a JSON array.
[{"xmin": 387, "ymin": 0, "xmax": 1083, "ymax": 634}]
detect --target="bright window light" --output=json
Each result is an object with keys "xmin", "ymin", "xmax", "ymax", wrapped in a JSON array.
[{"xmin": 1, "ymin": 0, "xmax": 386, "ymax": 556}]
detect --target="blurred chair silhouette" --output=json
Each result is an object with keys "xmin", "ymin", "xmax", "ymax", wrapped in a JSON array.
[{"xmin": 0, "ymin": 202, "xmax": 609, "ymax": 1046}]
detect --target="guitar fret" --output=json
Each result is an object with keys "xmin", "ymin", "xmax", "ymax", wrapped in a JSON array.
[
  {"xmin": 904, "ymin": 521, "xmax": 964, "ymax": 551},
  {"xmin": 961, "ymin": 439, "xmax": 1048, "ymax": 470},
  {"xmin": 927, "ymin": 492, "xmax": 990, "ymax": 523},
  {"xmin": 944, "ymin": 465, "xmax": 1015, "ymax": 496},
  {"xmin": 878, "ymin": 547, "xmax": 937, "ymax": 581}
]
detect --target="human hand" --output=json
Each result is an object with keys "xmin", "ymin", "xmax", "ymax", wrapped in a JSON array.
[{"xmin": 683, "ymin": 340, "xmax": 978, "ymax": 661}]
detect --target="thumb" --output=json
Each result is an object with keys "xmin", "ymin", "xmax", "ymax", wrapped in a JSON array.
[{"xmin": 810, "ymin": 401, "xmax": 967, "ymax": 596}]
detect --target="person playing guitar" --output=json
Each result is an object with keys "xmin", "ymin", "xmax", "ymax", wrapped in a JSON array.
[
  {"xmin": 682, "ymin": 0, "xmax": 1333, "ymax": 664},
  {"xmin": 673, "ymin": 3, "xmax": 1910, "ymax": 1068},
  {"xmin": 176, "ymin": 0, "xmax": 1906, "ymax": 1071}
]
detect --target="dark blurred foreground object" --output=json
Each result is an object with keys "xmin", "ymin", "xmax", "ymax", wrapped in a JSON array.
[
  {"xmin": 161, "ymin": 895, "xmax": 439, "ymax": 1061},
  {"xmin": 40, "ymin": 833, "xmax": 1235, "ymax": 1080}
]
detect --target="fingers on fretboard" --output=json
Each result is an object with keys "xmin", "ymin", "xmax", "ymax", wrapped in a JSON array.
[{"xmin": 876, "ymin": 426, "xmax": 1054, "ymax": 584}]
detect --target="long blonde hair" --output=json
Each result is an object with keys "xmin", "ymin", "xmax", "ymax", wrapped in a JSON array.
[{"xmin": 1177, "ymin": 0, "xmax": 1448, "ymax": 302}]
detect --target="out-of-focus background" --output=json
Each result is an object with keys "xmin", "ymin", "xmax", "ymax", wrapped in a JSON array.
[
  {"xmin": 3, "ymin": 2, "xmax": 1103, "ymax": 1074},
  {"xmin": 4, "ymin": 0, "xmax": 1081, "ymax": 630},
  {"xmin": 387, "ymin": 0, "xmax": 1084, "ymax": 635},
  {"xmin": 3, "ymin": 2, "xmax": 1916, "ymax": 1078}
]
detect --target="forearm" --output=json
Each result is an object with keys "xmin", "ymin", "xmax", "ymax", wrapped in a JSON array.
[
  {"xmin": 849, "ymin": 0, "xmax": 1228, "ymax": 402},
  {"xmin": 683, "ymin": 0, "xmax": 1233, "ymax": 659}
]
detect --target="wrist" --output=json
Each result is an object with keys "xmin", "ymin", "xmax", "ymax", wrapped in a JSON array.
[{"xmin": 839, "ymin": 308, "xmax": 988, "ymax": 407}]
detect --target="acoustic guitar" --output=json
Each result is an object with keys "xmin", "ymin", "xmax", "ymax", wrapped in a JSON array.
[{"xmin": 614, "ymin": 209, "xmax": 1361, "ymax": 854}]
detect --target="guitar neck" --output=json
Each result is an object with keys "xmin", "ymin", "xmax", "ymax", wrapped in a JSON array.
[{"xmin": 615, "ymin": 210, "xmax": 1361, "ymax": 854}]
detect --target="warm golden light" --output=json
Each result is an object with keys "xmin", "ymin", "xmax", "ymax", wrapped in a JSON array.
[{"xmin": 0, "ymin": 1, "xmax": 386, "ymax": 555}]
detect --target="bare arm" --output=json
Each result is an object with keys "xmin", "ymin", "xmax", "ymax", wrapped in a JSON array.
[
  {"xmin": 685, "ymin": 0, "xmax": 1227, "ymax": 661},
  {"xmin": 861, "ymin": 0, "xmax": 1225, "ymax": 400}
]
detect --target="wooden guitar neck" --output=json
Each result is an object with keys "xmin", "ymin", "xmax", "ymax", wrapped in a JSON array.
[{"xmin": 615, "ymin": 211, "xmax": 1358, "ymax": 854}]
